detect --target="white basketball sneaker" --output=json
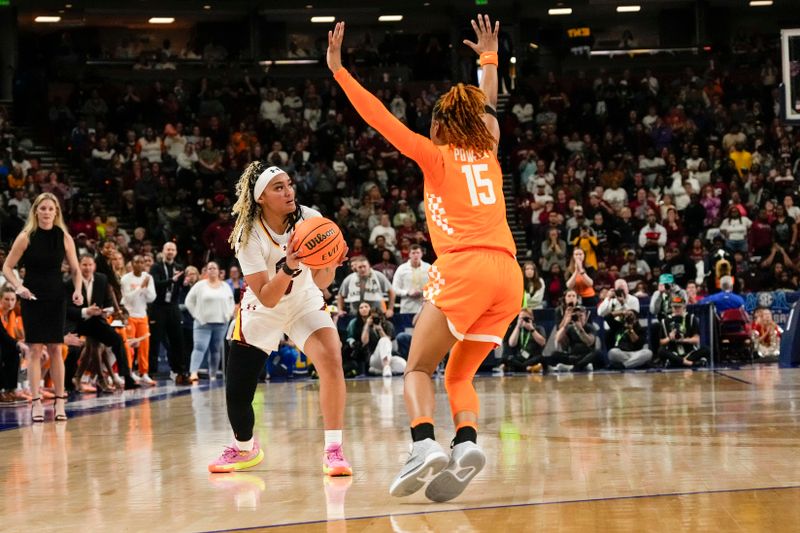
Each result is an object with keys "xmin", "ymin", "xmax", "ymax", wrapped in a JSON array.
[
  {"xmin": 389, "ymin": 439, "xmax": 449, "ymax": 497},
  {"xmin": 425, "ymin": 441, "xmax": 486, "ymax": 502}
]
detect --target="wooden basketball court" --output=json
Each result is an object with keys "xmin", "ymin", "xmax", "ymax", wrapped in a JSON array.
[{"xmin": 1, "ymin": 367, "xmax": 799, "ymax": 532}]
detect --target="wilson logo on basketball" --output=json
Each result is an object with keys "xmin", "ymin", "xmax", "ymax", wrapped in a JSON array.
[{"xmin": 304, "ymin": 228, "xmax": 337, "ymax": 251}]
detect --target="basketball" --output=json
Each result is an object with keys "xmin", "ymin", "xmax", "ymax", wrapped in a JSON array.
[{"xmin": 293, "ymin": 217, "xmax": 345, "ymax": 268}]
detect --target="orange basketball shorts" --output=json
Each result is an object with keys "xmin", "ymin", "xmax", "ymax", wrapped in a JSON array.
[{"xmin": 423, "ymin": 249, "xmax": 523, "ymax": 346}]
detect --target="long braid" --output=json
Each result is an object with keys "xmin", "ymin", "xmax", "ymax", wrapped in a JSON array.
[
  {"xmin": 433, "ymin": 83, "xmax": 495, "ymax": 155},
  {"xmin": 229, "ymin": 161, "xmax": 265, "ymax": 249},
  {"xmin": 285, "ymin": 200, "xmax": 303, "ymax": 233}
]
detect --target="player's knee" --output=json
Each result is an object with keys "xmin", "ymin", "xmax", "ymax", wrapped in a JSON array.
[
  {"xmin": 443, "ymin": 372, "xmax": 467, "ymax": 395},
  {"xmin": 307, "ymin": 342, "xmax": 343, "ymax": 375},
  {"xmin": 404, "ymin": 359, "xmax": 438, "ymax": 377}
]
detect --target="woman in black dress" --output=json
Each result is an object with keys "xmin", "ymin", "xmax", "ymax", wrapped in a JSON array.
[{"xmin": 2, "ymin": 193, "xmax": 83, "ymax": 422}]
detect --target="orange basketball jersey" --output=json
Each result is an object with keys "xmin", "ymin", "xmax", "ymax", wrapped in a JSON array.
[
  {"xmin": 425, "ymin": 145, "xmax": 515, "ymax": 257},
  {"xmin": 334, "ymin": 68, "xmax": 516, "ymax": 258}
]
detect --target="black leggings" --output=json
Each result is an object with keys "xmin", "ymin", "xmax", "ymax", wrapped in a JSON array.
[{"xmin": 226, "ymin": 341, "xmax": 268, "ymax": 442}]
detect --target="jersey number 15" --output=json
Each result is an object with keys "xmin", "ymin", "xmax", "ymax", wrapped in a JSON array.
[{"xmin": 462, "ymin": 164, "xmax": 496, "ymax": 206}]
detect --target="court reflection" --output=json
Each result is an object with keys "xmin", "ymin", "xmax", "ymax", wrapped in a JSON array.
[{"xmin": 208, "ymin": 473, "xmax": 267, "ymax": 511}]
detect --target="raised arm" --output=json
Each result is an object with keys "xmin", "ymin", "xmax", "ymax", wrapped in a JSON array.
[
  {"xmin": 464, "ymin": 15, "xmax": 499, "ymax": 110},
  {"xmin": 327, "ymin": 22, "xmax": 440, "ymax": 174},
  {"xmin": 463, "ymin": 14, "xmax": 501, "ymax": 150}
]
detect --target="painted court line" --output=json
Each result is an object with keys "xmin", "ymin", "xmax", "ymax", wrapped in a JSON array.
[
  {"xmin": 199, "ymin": 483, "xmax": 800, "ymax": 532},
  {"xmin": 713, "ymin": 370, "xmax": 754, "ymax": 385}
]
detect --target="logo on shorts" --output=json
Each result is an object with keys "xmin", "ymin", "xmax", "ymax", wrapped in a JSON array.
[{"xmin": 304, "ymin": 228, "xmax": 336, "ymax": 251}]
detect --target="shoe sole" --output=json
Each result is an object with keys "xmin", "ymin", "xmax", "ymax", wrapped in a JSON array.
[
  {"xmin": 425, "ymin": 447, "xmax": 486, "ymax": 502},
  {"xmin": 389, "ymin": 451, "xmax": 449, "ymax": 498},
  {"xmin": 208, "ymin": 448, "xmax": 265, "ymax": 473},
  {"xmin": 323, "ymin": 464, "xmax": 353, "ymax": 477}
]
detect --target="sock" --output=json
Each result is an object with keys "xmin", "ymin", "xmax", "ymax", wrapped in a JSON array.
[
  {"xmin": 236, "ymin": 437, "xmax": 254, "ymax": 452},
  {"xmin": 453, "ymin": 424, "xmax": 477, "ymax": 445},
  {"xmin": 324, "ymin": 430, "xmax": 342, "ymax": 448},
  {"xmin": 410, "ymin": 423, "xmax": 435, "ymax": 442}
]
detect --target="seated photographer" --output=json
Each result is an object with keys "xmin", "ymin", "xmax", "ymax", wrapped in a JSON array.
[
  {"xmin": 648, "ymin": 273, "xmax": 687, "ymax": 352},
  {"xmin": 657, "ymin": 296, "xmax": 709, "ymax": 368},
  {"xmin": 554, "ymin": 289, "xmax": 580, "ymax": 324},
  {"xmin": 542, "ymin": 304, "xmax": 600, "ymax": 372},
  {"xmin": 503, "ymin": 308, "xmax": 546, "ymax": 373},
  {"xmin": 649, "ymin": 274, "xmax": 688, "ymax": 320},
  {"xmin": 598, "ymin": 279, "xmax": 640, "ymax": 344},
  {"xmin": 345, "ymin": 302, "xmax": 406, "ymax": 377},
  {"xmin": 607, "ymin": 310, "xmax": 652, "ymax": 369}
]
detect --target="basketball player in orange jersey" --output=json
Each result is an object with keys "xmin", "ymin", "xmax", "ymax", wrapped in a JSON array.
[
  {"xmin": 328, "ymin": 16, "xmax": 522, "ymax": 501},
  {"xmin": 207, "ymin": 163, "xmax": 352, "ymax": 476}
]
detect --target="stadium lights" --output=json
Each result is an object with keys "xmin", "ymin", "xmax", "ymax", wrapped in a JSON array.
[
  {"xmin": 749, "ymin": 0, "xmax": 772, "ymax": 5},
  {"xmin": 311, "ymin": 16, "xmax": 335, "ymax": 23},
  {"xmin": 148, "ymin": 17, "xmax": 175, "ymax": 24},
  {"xmin": 34, "ymin": 16, "xmax": 61, "ymax": 22},
  {"xmin": 203, "ymin": 5, "xmax": 211, "ymax": 10},
  {"xmin": 510, "ymin": 56, "xmax": 517, "ymax": 64},
  {"xmin": 378, "ymin": 15, "xmax": 403, "ymax": 22},
  {"xmin": 617, "ymin": 5, "xmax": 641, "ymax": 12},
  {"xmin": 548, "ymin": 8, "xmax": 572, "ymax": 15}
]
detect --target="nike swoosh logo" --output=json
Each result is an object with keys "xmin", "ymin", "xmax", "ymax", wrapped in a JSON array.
[{"xmin": 399, "ymin": 457, "xmax": 424, "ymax": 478}]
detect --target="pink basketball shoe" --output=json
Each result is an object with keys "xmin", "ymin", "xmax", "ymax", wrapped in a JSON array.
[
  {"xmin": 208, "ymin": 441, "xmax": 265, "ymax": 473},
  {"xmin": 322, "ymin": 443, "xmax": 353, "ymax": 477}
]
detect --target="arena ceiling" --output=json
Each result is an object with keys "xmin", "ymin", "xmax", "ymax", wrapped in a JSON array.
[{"xmin": 14, "ymin": 0, "xmax": 797, "ymax": 28}]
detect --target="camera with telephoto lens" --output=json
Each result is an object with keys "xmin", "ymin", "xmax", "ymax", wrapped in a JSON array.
[
  {"xmin": 615, "ymin": 288, "xmax": 625, "ymax": 298},
  {"xmin": 670, "ymin": 316, "xmax": 683, "ymax": 339},
  {"xmin": 571, "ymin": 305, "xmax": 584, "ymax": 322}
]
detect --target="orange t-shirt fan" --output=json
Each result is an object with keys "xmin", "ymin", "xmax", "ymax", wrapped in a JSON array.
[{"xmin": 293, "ymin": 217, "xmax": 345, "ymax": 268}]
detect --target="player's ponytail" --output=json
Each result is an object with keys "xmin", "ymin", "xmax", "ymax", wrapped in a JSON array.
[
  {"xmin": 229, "ymin": 161, "xmax": 265, "ymax": 248},
  {"xmin": 432, "ymin": 83, "xmax": 496, "ymax": 155}
]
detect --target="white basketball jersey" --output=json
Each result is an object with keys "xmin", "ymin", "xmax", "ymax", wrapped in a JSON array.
[{"xmin": 236, "ymin": 205, "xmax": 323, "ymax": 314}]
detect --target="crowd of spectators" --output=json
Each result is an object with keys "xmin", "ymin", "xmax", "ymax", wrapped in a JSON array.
[{"xmin": 1, "ymin": 33, "xmax": 799, "ymax": 384}]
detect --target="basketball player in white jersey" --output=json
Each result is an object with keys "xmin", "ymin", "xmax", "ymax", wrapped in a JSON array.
[{"xmin": 208, "ymin": 163, "xmax": 351, "ymax": 476}]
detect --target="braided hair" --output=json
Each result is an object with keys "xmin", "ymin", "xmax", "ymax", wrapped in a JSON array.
[
  {"xmin": 432, "ymin": 83, "xmax": 496, "ymax": 155},
  {"xmin": 228, "ymin": 161, "xmax": 303, "ymax": 249}
]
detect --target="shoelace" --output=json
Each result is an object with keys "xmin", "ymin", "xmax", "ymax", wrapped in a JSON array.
[
  {"xmin": 326, "ymin": 446, "xmax": 345, "ymax": 463},
  {"xmin": 221, "ymin": 446, "xmax": 245, "ymax": 461}
]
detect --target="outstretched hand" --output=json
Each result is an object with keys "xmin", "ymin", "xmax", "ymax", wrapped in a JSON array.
[
  {"xmin": 463, "ymin": 14, "xmax": 499, "ymax": 56},
  {"xmin": 327, "ymin": 21, "xmax": 345, "ymax": 74}
]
